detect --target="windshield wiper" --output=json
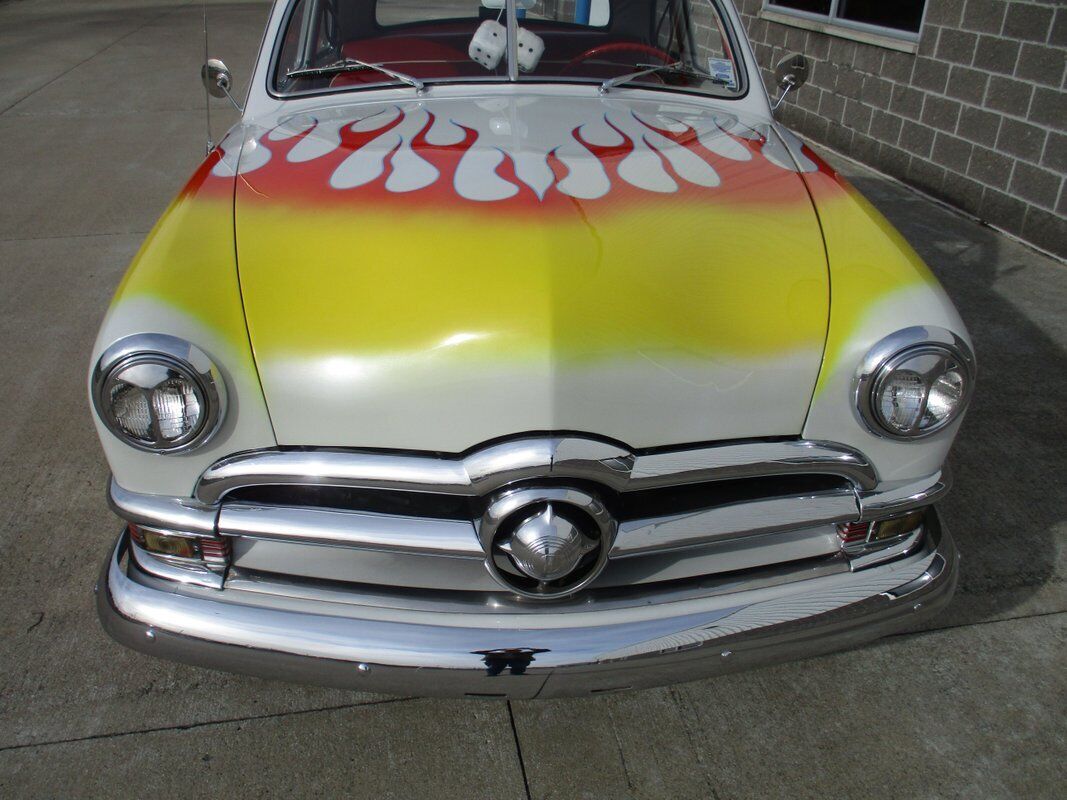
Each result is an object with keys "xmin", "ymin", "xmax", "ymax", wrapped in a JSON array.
[
  {"xmin": 599, "ymin": 62, "xmax": 729, "ymax": 94},
  {"xmin": 287, "ymin": 58, "xmax": 425, "ymax": 93}
]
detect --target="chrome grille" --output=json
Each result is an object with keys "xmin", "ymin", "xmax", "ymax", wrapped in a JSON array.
[
  {"xmin": 220, "ymin": 472, "xmax": 852, "ymax": 522},
  {"xmin": 186, "ymin": 436, "xmax": 875, "ymax": 595}
]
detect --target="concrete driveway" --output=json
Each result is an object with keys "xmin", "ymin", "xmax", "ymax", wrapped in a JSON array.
[{"xmin": 0, "ymin": 1, "xmax": 1063, "ymax": 797}]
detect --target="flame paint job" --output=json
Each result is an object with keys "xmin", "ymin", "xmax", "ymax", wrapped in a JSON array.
[
  {"xmin": 90, "ymin": 144, "xmax": 276, "ymax": 495},
  {"xmin": 226, "ymin": 95, "xmax": 831, "ymax": 449},
  {"xmin": 211, "ymin": 96, "xmax": 819, "ymax": 198},
  {"xmin": 92, "ymin": 88, "xmax": 968, "ymax": 493},
  {"xmin": 799, "ymin": 155, "xmax": 968, "ymax": 481}
]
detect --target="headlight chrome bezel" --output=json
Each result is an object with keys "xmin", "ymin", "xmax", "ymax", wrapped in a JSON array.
[
  {"xmin": 855, "ymin": 326, "xmax": 975, "ymax": 441},
  {"xmin": 92, "ymin": 334, "xmax": 225, "ymax": 453}
]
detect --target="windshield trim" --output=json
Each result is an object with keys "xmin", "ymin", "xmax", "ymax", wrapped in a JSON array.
[{"xmin": 266, "ymin": 0, "xmax": 749, "ymax": 103}]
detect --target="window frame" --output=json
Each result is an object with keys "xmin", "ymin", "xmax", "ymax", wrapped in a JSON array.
[
  {"xmin": 761, "ymin": 0, "xmax": 928, "ymax": 45},
  {"xmin": 267, "ymin": 0, "xmax": 749, "ymax": 102}
]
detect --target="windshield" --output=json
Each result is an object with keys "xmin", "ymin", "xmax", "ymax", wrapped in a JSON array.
[{"xmin": 272, "ymin": 0, "xmax": 745, "ymax": 98}]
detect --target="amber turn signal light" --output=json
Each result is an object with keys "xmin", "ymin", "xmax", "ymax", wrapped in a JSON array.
[
  {"xmin": 869, "ymin": 510, "xmax": 925, "ymax": 543},
  {"xmin": 838, "ymin": 510, "xmax": 925, "ymax": 548},
  {"xmin": 128, "ymin": 523, "xmax": 198, "ymax": 559}
]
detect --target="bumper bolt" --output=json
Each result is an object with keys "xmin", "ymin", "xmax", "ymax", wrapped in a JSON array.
[{"xmin": 145, "ymin": 628, "xmax": 156, "ymax": 641}]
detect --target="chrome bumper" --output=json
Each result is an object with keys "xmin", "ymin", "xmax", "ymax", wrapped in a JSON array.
[{"xmin": 96, "ymin": 511, "xmax": 957, "ymax": 699}]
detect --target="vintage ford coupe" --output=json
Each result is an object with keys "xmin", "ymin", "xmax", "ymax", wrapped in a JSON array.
[{"xmin": 91, "ymin": 0, "xmax": 973, "ymax": 697}]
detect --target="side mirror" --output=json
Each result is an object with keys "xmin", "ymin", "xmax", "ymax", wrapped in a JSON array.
[
  {"xmin": 201, "ymin": 58, "xmax": 242, "ymax": 112},
  {"xmin": 772, "ymin": 53, "xmax": 810, "ymax": 111},
  {"xmin": 202, "ymin": 58, "xmax": 232, "ymax": 98}
]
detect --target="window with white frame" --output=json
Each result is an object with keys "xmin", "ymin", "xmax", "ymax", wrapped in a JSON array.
[{"xmin": 764, "ymin": 0, "xmax": 927, "ymax": 41}]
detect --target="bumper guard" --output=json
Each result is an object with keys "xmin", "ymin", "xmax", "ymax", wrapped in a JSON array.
[{"xmin": 96, "ymin": 510, "xmax": 957, "ymax": 699}]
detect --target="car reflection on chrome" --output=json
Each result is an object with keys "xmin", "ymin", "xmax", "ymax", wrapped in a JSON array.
[{"xmin": 90, "ymin": 0, "xmax": 972, "ymax": 698}]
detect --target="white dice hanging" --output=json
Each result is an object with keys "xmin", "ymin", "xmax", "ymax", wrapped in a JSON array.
[
  {"xmin": 516, "ymin": 27, "xmax": 545, "ymax": 73},
  {"xmin": 468, "ymin": 20, "xmax": 507, "ymax": 71}
]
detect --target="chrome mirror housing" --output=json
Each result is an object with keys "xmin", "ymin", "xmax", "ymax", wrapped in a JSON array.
[
  {"xmin": 772, "ymin": 53, "xmax": 810, "ymax": 111},
  {"xmin": 202, "ymin": 58, "xmax": 242, "ymax": 112},
  {"xmin": 201, "ymin": 58, "xmax": 233, "ymax": 98},
  {"xmin": 201, "ymin": 58, "xmax": 231, "ymax": 98}
]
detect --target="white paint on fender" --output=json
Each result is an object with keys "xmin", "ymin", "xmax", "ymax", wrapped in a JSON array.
[
  {"xmin": 802, "ymin": 284, "xmax": 972, "ymax": 483},
  {"xmin": 91, "ymin": 297, "xmax": 277, "ymax": 496}
]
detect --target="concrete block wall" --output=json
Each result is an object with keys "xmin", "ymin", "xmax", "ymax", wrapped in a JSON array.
[{"xmin": 734, "ymin": 0, "xmax": 1067, "ymax": 258}]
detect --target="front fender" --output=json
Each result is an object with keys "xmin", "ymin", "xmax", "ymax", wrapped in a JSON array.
[
  {"xmin": 89, "ymin": 131, "xmax": 276, "ymax": 497},
  {"xmin": 800, "ymin": 159, "xmax": 973, "ymax": 485}
]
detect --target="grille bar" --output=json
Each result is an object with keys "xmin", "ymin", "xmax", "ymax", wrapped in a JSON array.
[
  {"xmin": 218, "ymin": 503, "xmax": 482, "ymax": 557},
  {"xmin": 612, "ymin": 489, "xmax": 858, "ymax": 556},
  {"xmin": 195, "ymin": 437, "xmax": 877, "ymax": 504},
  {"xmin": 213, "ymin": 488, "xmax": 856, "ymax": 561}
]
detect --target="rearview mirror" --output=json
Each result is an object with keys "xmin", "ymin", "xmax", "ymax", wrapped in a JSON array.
[{"xmin": 772, "ymin": 53, "xmax": 810, "ymax": 111}]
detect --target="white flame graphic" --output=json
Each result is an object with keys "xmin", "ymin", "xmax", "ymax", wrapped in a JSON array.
[{"xmin": 214, "ymin": 96, "xmax": 818, "ymax": 198}]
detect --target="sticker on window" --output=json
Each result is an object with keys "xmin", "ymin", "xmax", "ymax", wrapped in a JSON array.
[{"xmin": 707, "ymin": 58, "xmax": 736, "ymax": 89}]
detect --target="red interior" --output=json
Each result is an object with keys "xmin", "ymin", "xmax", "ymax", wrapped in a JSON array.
[{"xmin": 331, "ymin": 21, "xmax": 655, "ymax": 87}]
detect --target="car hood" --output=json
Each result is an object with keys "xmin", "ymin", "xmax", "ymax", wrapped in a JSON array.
[{"xmin": 225, "ymin": 92, "xmax": 830, "ymax": 451}]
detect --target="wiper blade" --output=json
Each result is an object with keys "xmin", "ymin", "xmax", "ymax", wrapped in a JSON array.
[
  {"xmin": 287, "ymin": 58, "xmax": 425, "ymax": 93},
  {"xmin": 599, "ymin": 61, "xmax": 729, "ymax": 94}
]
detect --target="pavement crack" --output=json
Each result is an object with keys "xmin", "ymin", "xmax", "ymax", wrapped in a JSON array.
[
  {"xmin": 606, "ymin": 702, "xmax": 636, "ymax": 794},
  {"xmin": 505, "ymin": 701, "xmax": 533, "ymax": 800},
  {"xmin": 668, "ymin": 685, "xmax": 720, "ymax": 798},
  {"xmin": 0, "ymin": 230, "xmax": 151, "ymax": 244},
  {"xmin": 25, "ymin": 612, "xmax": 43, "ymax": 633},
  {"xmin": 0, "ymin": 696, "xmax": 414, "ymax": 752}
]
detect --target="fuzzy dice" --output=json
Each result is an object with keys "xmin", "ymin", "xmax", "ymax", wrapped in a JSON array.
[
  {"xmin": 469, "ymin": 20, "xmax": 507, "ymax": 70},
  {"xmin": 516, "ymin": 27, "xmax": 545, "ymax": 72},
  {"xmin": 468, "ymin": 21, "xmax": 545, "ymax": 73}
]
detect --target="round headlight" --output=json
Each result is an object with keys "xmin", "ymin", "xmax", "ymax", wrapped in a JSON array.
[
  {"xmin": 93, "ymin": 335, "xmax": 224, "ymax": 452},
  {"xmin": 857, "ymin": 328, "xmax": 974, "ymax": 440}
]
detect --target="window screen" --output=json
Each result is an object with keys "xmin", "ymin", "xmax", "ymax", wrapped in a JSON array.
[
  {"xmin": 837, "ymin": 0, "xmax": 925, "ymax": 33},
  {"xmin": 767, "ymin": 0, "xmax": 926, "ymax": 36}
]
